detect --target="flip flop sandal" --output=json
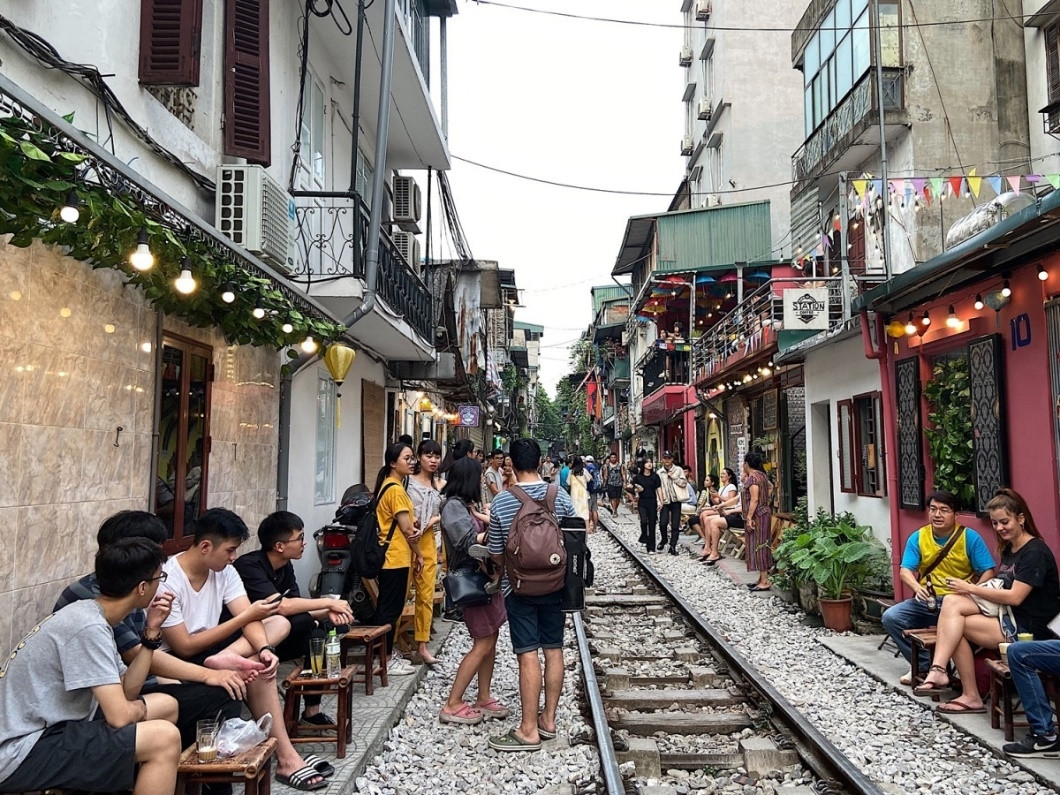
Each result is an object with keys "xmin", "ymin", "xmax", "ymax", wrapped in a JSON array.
[
  {"xmin": 536, "ymin": 712, "xmax": 557, "ymax": 739},
  {"xmin": 439, "ymin": 703, "xmax": 484, "ymax": 725},
  {"xmin": 748, "ymin": 585, "xmax": 772, "ymax": 592},
  {"xmin": 488, "ymin": 728, "xmax": 542, "ymax": 752},
  {"xmin": 937, "ymin": 699, "xmax": 987, "ymax": 714},
  {"xmin": 474, "ymin": 698, "xmax": 510, "ymax": 719},
  {"xmin": 301, "ymin": 754, "xmax": 335, "ymax": 777},
  {"xmin": 276, "ymin": 765, "xmax": 327, "ymax": 791}
]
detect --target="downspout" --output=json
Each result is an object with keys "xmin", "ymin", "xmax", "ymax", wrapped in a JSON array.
[
  {"xmin": 277, "ymin": 0, "xmax": 399, "ymax": 510},
  {"xmin": 860, "ymin": 309, "xmax": 903, "ymax": 596}
]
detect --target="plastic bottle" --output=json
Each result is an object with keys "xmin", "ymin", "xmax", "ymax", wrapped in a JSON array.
[{"xmin": 325, "ymin": 629, "xmax": 341, "ymax": 679}]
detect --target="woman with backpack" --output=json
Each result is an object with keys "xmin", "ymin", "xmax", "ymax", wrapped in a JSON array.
[
  {"xmin": 438, "ymin": 457, "xmax": 509, "ymax": 726},
  {"xmin": 407, "ymin": 439, "xmax": 443, "ymax": 666},
  {"xmin": 370, "ymin": 442, "xmax": 424, "ymax": 677},
  {"xmin": 569, "ymin": 456, "xmax": 591, "ymax": 528}
]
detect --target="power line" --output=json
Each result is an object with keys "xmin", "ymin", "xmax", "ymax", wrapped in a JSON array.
[{"xmin": 471, "ymin": 0, "xmax": 1030, "ymax": 34}]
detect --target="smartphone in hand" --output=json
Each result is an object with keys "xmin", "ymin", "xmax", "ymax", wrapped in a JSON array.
[{"xmin": 268, "ymin": 588, "xmax": 293, "ymax": 605}]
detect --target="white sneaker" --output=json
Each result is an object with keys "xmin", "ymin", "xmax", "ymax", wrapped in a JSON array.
[
  {"xmin": 389, "ymin": 658, "xmax": 417, "ymax": 676},
  {"xmin": 468, "ymin": 544, "xmax": 490, "ymax": 560}
]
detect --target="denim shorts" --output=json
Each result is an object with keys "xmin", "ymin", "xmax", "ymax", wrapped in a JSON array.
[{"xmin": 505, "ymin": 591, "xmax": 566, "ymax": 654}]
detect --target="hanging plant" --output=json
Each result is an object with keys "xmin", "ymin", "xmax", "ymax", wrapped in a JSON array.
[
  {"xmin": 0, "ymin": 112, "xmax": 346, "ymax": 348},
  {"xmin": 923, "ymin": 354, "xmax": 975, "ymax": 509}
]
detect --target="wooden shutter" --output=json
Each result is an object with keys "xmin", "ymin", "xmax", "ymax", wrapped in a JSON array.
[
  {"xmin": 1048, "ymin": 23, "xmax": 1060, "ymax": 104},
  {"xmin": 139, "ymin": 0, "xmax": 203, "ymax": 86},
  {"xmin": 224, "ymin": 0, "xmax": 271, "ymax": 165},
  {"xmin": 837, "ymin": 399, "xmax": 855, "ymax": 493}
]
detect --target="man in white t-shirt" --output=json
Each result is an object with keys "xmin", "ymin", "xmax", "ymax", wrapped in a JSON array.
[{"xmin": 160, "ymin": 508, "xmax": 331, "ymax": 791}]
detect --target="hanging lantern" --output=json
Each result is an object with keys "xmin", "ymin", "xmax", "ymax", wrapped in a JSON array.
[
  {"xmin": 419, "ymin": 395, "xmax": 433, "ymax": 412},
  {"xmin": 885, "ymin": 319, "xmax": 907, "ymax": 354},
  {"xmin": 324, "ymin": 343, "xmax": 356, "ymax": 427}
]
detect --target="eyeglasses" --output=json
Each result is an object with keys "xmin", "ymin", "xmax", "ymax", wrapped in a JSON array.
[
  {"xmin": 401, "ymin": 456, "xmax": 416, "ymax": 463},
  {"xmin": 145, "ymin": 571, "xmax": 168, "ymax": 583},
  {"xmin": 283, "ymin": 532, "xmax": 306, "ymax": 544},
  {"xmin": 928, "ymin": 506, "xmax": 954, "ymax": 515}
]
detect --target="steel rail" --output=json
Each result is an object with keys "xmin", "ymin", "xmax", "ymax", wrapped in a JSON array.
[
  {"xmin": 571, "ymin": 611, "xmax": 626, "ymax": 795},
  {"xmin": 599, "ymin": 517, "xmax": 885, "ymax": 795}
]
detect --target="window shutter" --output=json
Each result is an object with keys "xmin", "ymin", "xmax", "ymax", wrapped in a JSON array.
[
  {"xmin": 139, "ymin": 0, "xmax": 203, "ymax": 86},
  {"xmin": 1048, "ymin": 23, "xmax": 1060, "ymax": 103},
  {"xmin": 224, "ymin": 0, "xmax": 271, "ymax": 165},
  {"xmin": 894, "ymin": 357, "xmax": 923, "ymax": 510},
  {"xmin": 837, "ymin": 399, "xmax": 855, "ymax": 493}
]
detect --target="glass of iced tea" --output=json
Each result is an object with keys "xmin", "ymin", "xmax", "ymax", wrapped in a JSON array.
[
  {"xmin": 309, "ymin": 637, "xmax": 326, "ymax": 676},
  {"xmin": 196, "ymin": 720, "xmax": 219, "ymax": 763}
]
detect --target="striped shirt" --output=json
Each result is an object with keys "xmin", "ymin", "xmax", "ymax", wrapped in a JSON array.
[{"xmin": 488, "ymin": 480, "xmax": 576, "ymax": 595}]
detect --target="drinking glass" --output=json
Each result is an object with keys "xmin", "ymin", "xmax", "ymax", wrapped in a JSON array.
[
  {"xmin": 309, "ymin": 637, "xmax": 326, "ymax": 676},
  {"xmin": 196, "ymin": 719, "xmax": 219, "ymax": 763}
]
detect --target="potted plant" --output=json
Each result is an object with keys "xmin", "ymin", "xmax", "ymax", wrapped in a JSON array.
[{"xmin": 776, "ymin": 509, "xmax": 879, "ymax": 631}]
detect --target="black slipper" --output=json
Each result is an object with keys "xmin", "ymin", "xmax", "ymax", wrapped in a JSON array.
[{"xmin": 748, "ymin": 584, "xmax": 771, "ymax": 592}]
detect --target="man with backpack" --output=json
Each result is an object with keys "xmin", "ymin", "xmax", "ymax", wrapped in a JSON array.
[{"xmin": 486, "ymin": 438, "xmax": 575, "ymax": 752}]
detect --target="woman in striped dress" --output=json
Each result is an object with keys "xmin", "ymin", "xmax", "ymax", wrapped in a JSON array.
[{"xmin": 742, "ymin": 452, "xmax": 773, "ymax": 591}]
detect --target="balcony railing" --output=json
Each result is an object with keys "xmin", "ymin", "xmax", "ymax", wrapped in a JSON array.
[
  {"xmin": 641, "ymin": 344, "xmax": 690, "ymax": 398},
  {"xmin": 792, "ymin": 68, "xmax": 904, "ymax": 185},
  {"xmin": 291, "ymin": 196, "xmax": 433, "ymax": 341}
]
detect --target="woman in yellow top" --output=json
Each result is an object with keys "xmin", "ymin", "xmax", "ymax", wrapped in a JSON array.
[
  {"xmin": 406, "ymin": 439, "xmax": 443, "ymax": 666},
  {"xmin": 370, "ymin": 442, "xmax": 423, "ymax": 676}
]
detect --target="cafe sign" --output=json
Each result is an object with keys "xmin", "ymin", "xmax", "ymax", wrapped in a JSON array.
[{"xmin": 783, "ymin": 288, "xmax": 829, "ymax": 330}]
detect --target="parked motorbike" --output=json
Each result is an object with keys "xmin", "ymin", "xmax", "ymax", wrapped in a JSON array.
[{"xmin": 312, "ymin": 484, "xmax": 374, "ymax": 620}]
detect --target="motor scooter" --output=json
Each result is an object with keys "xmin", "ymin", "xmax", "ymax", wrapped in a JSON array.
[{"xmin": 312, "ymin": 484, "xmax": 374, "ymax": 620}]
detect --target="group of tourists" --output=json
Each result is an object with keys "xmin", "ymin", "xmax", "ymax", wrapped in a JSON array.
[{"xmin": 880, "ymin": 487, "xmax": 1060, "ymax": 758}]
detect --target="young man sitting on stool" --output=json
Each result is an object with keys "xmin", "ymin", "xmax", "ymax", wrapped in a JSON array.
[{"xmin": 234, "ymin": 511, "xmax": 354, "ymax": 728}]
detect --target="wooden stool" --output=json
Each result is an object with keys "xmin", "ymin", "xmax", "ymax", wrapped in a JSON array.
[
  {"xmin": 176, "ymin": 737, "xmax": 276, "ymax": 795},
  {"xmin": 903, "ymin": 627, "xmax": 938, "ymax": 698},
  {"xmin": 393, "ymin": 602, "xmax": 417, "ymax": 653},
  {"xmin": 987, "ymin": 658, "xmax": 1060, "ymax": 741},
  {"xmin": 340, "ymin": 624, "xmax": 390, "ymax": 694},
  {"xmin": 281, "ymin": 666, "xmax": 356, "ymax": 758}
]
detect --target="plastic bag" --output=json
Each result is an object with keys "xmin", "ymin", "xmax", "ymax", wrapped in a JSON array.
[{"xmin": 216, "ymin": 714, "xmax": 272, "ymax": 757}]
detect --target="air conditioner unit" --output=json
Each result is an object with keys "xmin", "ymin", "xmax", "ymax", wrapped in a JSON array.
[
  {"xmin": 393, "ymin": 175, "xmax": 422, "ymax": 232},
  {"xmin": 696, "ymin": 0, "xmax": 713, "ymax": 21},
  {"xmin": 698, "ymin": 97, "xmax": 713, "ymax": 120},
  {"xmin": 216, "ymin": 165, "xmax": 295, "ymax": 272},
  {"xmin": 705, "ymin": 193, "xmax": 722, "ymax": 207},
  {"xmin": 681, "ymin": 136, "xmax": 695, "ymax": 156},
  {"xmin": 679, "ymin": 45, "xmax": 693, "ymax": 66},
  {"xmin": 393, "ymin": 230, "xmax": 421, "ymax": 273}
]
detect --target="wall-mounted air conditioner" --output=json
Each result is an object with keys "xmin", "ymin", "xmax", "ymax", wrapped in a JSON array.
[
  {"xmin": 696, "ymin": 0, "xmax": 713, "ymax": 21},
  {"xmin": 393, "ymin": 230, "xmax": 421, "ymax": 274},
  {"xmin": 704, "ymin": 194, "xmax": 722, "ymax": 207},
  {"xmin": 681, "ymin": 136, "xmax": 695, "ymax": 156},
  {"xmin": 698, "ymin": 97, "xmax": 713, "ymax": 121},
  {"xmin": 679, "ymin": 46, "xmax": 693, "ymax": 67},
  {"xmin": 216, "ymin": 165, "xmax": 295, "ymax": 272},
  {"xmin": 393, "ymin": 175, "xmax": 422, "ymax": 233}
]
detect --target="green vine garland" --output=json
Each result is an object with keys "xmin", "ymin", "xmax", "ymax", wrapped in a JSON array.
[
  {"xmin": 0, "ymin": 113, "xmax": 347, "ymax": 348},
  {"xmin": 923, "ymin": 354, "xmax": 976, "ymax": 509}
]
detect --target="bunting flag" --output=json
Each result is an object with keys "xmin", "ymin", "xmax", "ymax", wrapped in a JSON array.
[
  {"xmin": 853, "ymin": 179, "xmax": 867, "ymax": 198},
  {"xmin": 844, "ymin": 171, "xmax": 1060, "ymax": 213},
  {"xmin": 930, "ymin": 177, "xmax": 945, "ymax": 198},
  {"xmin": 967, "ymin": 172, "xmax": 982, "ymax": 198},
  {"xmin": 1048, "ymin": 175, "xmax": 1060, "ymax": 190},
  {"xmin": 1007, "ymin": 175, "xmax": 1022, "ymax": 194},
  {"xmin": 911, "ymin": 178, "xmax": 926, "ymax": 196},
  {"xmin": 948, "ymin": 176, "xmax": 965, "ymax": 198},
  {"xmin": 987, "ymin": 176, "xmax": 1003, "ymax": 196}
]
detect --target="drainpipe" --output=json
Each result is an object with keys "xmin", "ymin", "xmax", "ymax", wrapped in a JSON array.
[
  {"xmin": 860, "ymin": 309, "xmax": 903, "ymax": 596},
  {"xmin": 276, "ymin": 0, "xmax": 399, "ymax": 510},
  {"xmin": 348, "ymin": 0, "xmax": 367, "ymax": 195}
]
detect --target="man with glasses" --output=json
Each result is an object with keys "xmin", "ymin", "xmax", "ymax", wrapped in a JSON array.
[
  {"xmin": 234, "ymin": 511, "xmax": 353, "ymax": 728},
  {"xmin": 881, "ymin": 490, "xmax": 996, "ymax": 684}
]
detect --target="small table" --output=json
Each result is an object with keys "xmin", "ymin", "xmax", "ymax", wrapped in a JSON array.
[
  {"xmin": 176, "ymin": 737, "xmax": 277, "ymax": 795},
  {"xmin": 340, "ymin": 624, "xmax": 390, "ymax": 695},
  {"xmin": 281, "ymin": 666, "xmax": 356, "ymax": 758}
]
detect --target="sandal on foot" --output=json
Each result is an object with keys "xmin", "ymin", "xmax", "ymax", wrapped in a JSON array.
[
  {"xmin": 276, "ymin": 766, "xmax": 327, "ymax": 791},
  {"xmin": 474, "ymin": 698, "xmax": 510, "ymax": 719},
  {"xmin": 938, "ymin": 699, "xmax": 987, "ymax": 714},
  {"xmin": 439, "ymin": 703, "xmax": 484, "ymax": 725},
  {"xmin": 488, "ymin": 728, "xmax": 542, "ymax": 752},
  {"xmin": 301, "ymin": 754, "xmax": 335, "ymax": 777},
  {"xmin": 536, "ymin": 712, "xmax": 557, "ymax": 739},
  {"xmin": 913, "ymin": 665, "xmax": 951, "ymax": 696}
]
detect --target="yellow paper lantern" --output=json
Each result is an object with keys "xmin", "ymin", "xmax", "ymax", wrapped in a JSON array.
[
  {"xmin": 323, "ymin": 343, "xmax": 356, "ymax": 427},
  {"xmin": 419, "ymin": 396, "xmax": 433, "ymax": 412}
]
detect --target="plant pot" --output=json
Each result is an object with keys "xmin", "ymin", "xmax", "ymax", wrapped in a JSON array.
[
  {"xmin": 819, "ymin": 596, "xmax": 854, "ymax": 632},
  {"xmin": 797, "ymin": 582, "xmax": 819, "ymax": 615}
]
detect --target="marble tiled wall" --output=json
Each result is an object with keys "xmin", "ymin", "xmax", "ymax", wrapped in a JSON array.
[{"xmin": 0, "ymin": 240, "xmax": 280, "ymax": 658}]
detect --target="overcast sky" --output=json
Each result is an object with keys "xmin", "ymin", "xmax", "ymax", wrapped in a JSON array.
[{"xmin": 436, "ymin": 0, "xmax": 681, "ymax": 394}]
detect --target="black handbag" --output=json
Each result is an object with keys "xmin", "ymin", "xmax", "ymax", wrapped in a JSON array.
[{"xmin": 443, "ymin": 567, "xmax": 491, "ymax": 607}]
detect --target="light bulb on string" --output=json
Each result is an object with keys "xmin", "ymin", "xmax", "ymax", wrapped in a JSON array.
[
  {"xmin": 904, "ymin": 313, "xmax": 917, "ymax": 335},
  {"xmin": 221, "ymin": 283, "xmax": 236, "ymax": 303},
  {"xmin": 1038, "ymin": 264, "xmax": 1049, "ymax": 281},
  {"xmin": 252, "ymin": 297, "xmax": 266, "ymax": 319},
  {"xmin": 300, "ymin": 336, "xmax": 318, "ymax": 354},
  {"xmin": 281, "ymin": 322, "xmax": 294, "ymax": 334},
  {"xmin": 129, "ymin": 227, "xmax": 154, "ymax": 271},
  {"xmin": 59, "ymin": 190, "xmax": 80, "ymax": 224},
  {"xmin": 921, "ymin": 309, "xmax": 931, "ymax": 327},
  {"xmin": 946, "ymin": 306, "xmax": 959, "ymax": 329},
  {"xmin": 974, "ymin": 294, "xmax": 984, "ymax": 311},
  {"xmin": 1002, "ymin": 280, "xmax": 1012, "ymax": 298},
  {"xmin": 174, "ymin": 258, "xmax": 196, "ymax": 295}
]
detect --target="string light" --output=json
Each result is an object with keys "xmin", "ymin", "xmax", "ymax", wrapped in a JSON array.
[
  {"xmin": 974, "ymin": 293, "xmax": 984, "ymax": 310},
  {"xmin": 174, "ymin": 258, "xmax": 196, "ymax": 295},
  {"xmin": 59, "ymin": 190, "xmax": 79, "ymax": 224},
  {"xmin": 221, "ymin": 283, "xmax": 236, "ymax": 303},
  {"xmin": 904, "ymin": 313, "xmax": 917, "ymax": 335},
  {"xmin": 300, "ymin": 336, "xmax": 318, "ymax": 354},
  {"xmin": 281, "ymin": 322, "xmax": 294, "ymax": 334},
  {"xmin": 921, "ymin": 309, "xmax": 931, "ymax": 326},
  {"xmin": 129, "ymin": 227, "xmax": 154, "ymax": 271},
  {"xmin": 946, "ymin": 305, "xmax": 959, "ymax": 328},
  {"xmin": 252, "ymin": 297, "xmax": 266, "ymax": 319},
  {"xmin": 1001, "ymin": 280, "xmax": 1012, "ymax": 297},
  {"xmin": 1038, "ymin": 264, "xmax": 1049, "ymax": 281}
]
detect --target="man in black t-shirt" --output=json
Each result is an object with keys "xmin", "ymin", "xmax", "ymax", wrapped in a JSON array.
[{"xmin": 233, "ymin": 512, "xmax": 353, "ymax": 727}]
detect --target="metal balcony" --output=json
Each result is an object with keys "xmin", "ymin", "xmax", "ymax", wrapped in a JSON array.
[{"xmin": 290, "ymin": 196, "xmax": 433, "ymax": 342}]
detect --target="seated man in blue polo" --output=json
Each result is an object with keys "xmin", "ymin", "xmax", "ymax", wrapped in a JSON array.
[
  {"xmin": 881, "ymin": 490, "xmax": 996, "ymax": 684},
  {"xmin": 234, "ymin": 511, "xmax": 354, "ymax": 727}
]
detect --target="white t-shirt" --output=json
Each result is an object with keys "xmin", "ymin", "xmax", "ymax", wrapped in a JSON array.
[{"xmin": 160, "ymin": 553, "xmax": 247, "ymax": 646}]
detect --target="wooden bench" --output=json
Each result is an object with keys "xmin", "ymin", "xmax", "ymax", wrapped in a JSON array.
[
  {"xmin": 176, "ymin": 737, "xmax": 277, "ymax": 795},
  {"xmin": 340, "ymin": 624, "xmax": 390, "ymax": 694},
  {"xmin": 281, "ymin": 665, "xmax": 357, "ymax": 758},
  {"xmin": 987, "ymin": 658, "xmax": 1060, "ymax": 742}
]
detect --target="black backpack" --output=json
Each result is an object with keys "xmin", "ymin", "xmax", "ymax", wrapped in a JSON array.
[{"xmin": 350, "ymin": 482, "xmax": 400, "ymax": 579}]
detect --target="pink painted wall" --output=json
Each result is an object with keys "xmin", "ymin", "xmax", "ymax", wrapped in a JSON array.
[{"xmin": 882, "ymin": 258, "xmax": 1060, "ymax": 597}]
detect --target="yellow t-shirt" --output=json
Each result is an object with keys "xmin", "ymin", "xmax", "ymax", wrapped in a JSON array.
[{"xmin": 377, "ymin": 477, "xmax": 415, "ymax": 569}]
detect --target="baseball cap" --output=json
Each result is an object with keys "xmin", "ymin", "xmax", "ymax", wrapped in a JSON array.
[
  {"xmin": 585, "ymin": 455, "xmax": 594, "ymax": 462},
  {"xmin": 662, "ymin": 450, "xmax": 675, "ymax": 458}
]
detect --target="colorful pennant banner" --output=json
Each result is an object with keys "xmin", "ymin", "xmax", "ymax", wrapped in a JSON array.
[{"xmin": 847, "ymin": 172, "xmax": 1060, "ymax": 207}]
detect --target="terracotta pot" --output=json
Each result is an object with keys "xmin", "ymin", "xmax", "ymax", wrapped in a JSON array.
[{"xmin": 819, "ymin": 596, "xmax": 854, "ymax": 632}]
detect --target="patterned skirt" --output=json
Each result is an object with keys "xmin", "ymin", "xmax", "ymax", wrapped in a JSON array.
[{"xmin": 745, "ymin": 509, "xmax": 774, "ymax": 573}]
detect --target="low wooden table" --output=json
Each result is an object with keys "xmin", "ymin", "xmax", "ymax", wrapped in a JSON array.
[
  {"xmin": 340, "ymin": 624, "xmax": 390, "ymax": 695},
  {"xmin": 281, "ymin": 666, "xmax": 356, "ymax": 758},
  {"xmin": 176, "ymin": 737, "xmax": 277, "ymax": 795}
]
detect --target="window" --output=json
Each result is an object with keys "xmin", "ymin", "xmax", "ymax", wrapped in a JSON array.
[
  {"xmin": 224, "ymin": 0, "xmax": 271, "ymax": 165},
  {"xmin": 315, "ymin": 375, "xmax": 336, "ymax": 505},
  {"xmin": 139, "ymin": 0, "xmax": 203, "ymax": 86},
  {"xmin": 837, "ymin": 392, "xmax": 884, "ymax": 497},
  {"xmin": 355, "ymin": 146, "xmax": 374, "ymax": 204},
  {"xmin": 299, "ymin": 72, "xmax": 326, "ymax": 187},
  {"xmin": 154, "ymin": 336, "xmax": 213, "ymax": 550}
]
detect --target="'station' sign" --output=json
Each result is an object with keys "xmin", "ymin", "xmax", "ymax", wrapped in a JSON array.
[{"xmin": 783, "ymin": 288, "xmax": 829, "ymax": 330}]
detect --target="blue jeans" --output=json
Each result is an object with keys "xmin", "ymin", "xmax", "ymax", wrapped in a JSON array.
[
  {"xmin": 1007, "ymin": 640, "xmax": 1060, "ymax": 737},
  {"xmin": 881, "ymin": 597, "xmax": 940, "ymax": 667}
]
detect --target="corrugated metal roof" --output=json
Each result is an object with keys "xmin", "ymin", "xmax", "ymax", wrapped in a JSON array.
[
  {"xmin": 591, "ymin": 284, "xmax": 632, "ymax": 314},
  {"xmin": 514, "ymin": 320, "xmax": 544, "ymax": 334},
  {"xmin": 656, "ymin": 202, "xmax": 772, "ymax": 272}
]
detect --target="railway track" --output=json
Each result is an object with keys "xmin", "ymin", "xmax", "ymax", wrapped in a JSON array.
[{"xmin": 572, "ymin": 518, "xmax": 885, "ymax": 795}]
